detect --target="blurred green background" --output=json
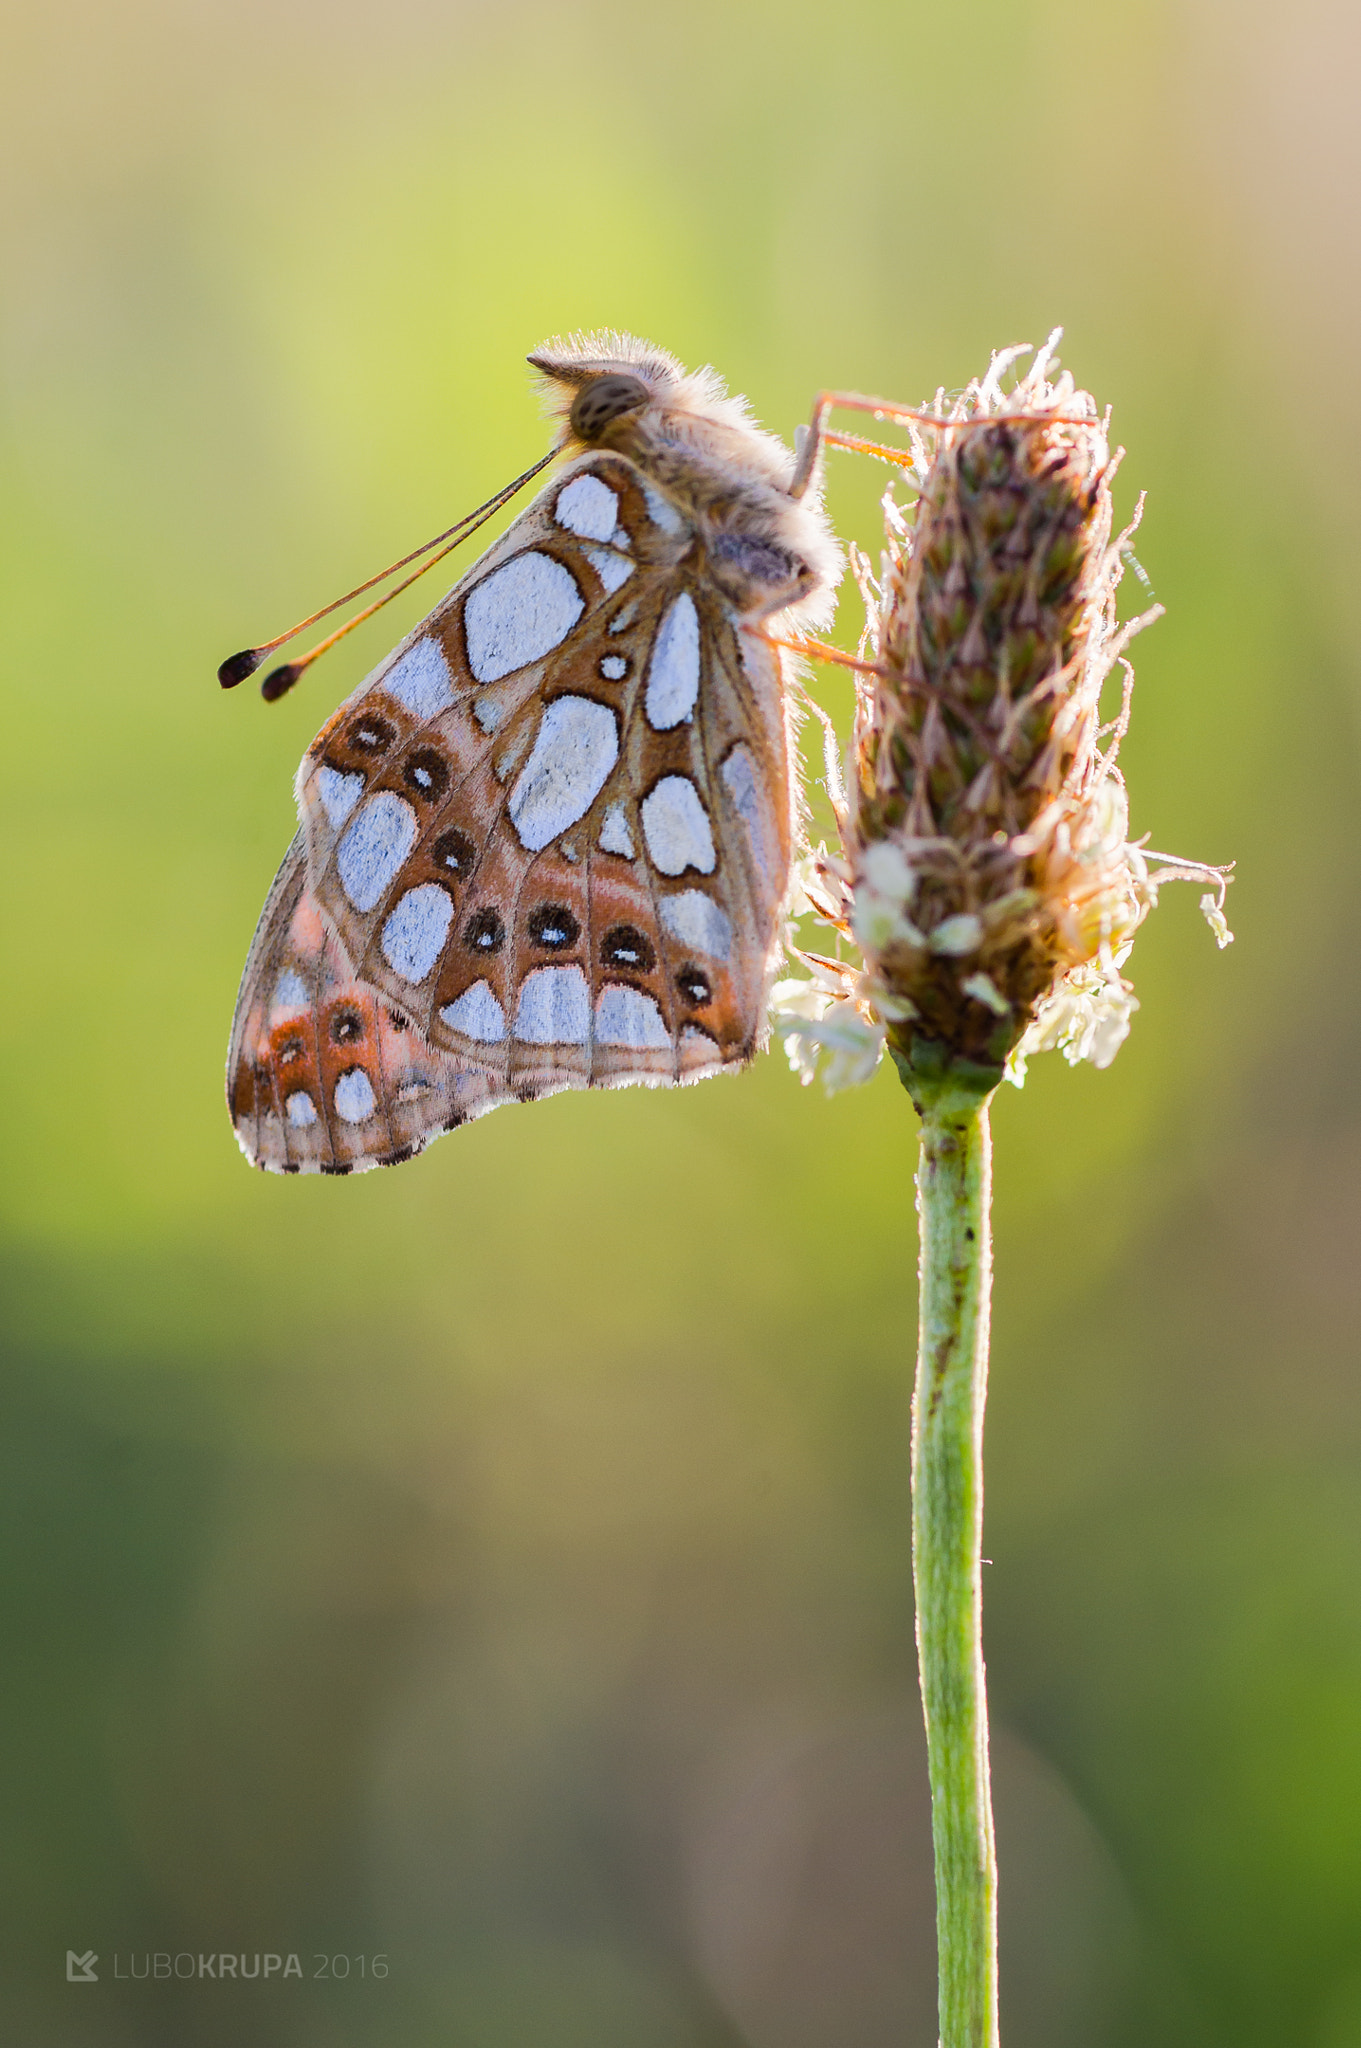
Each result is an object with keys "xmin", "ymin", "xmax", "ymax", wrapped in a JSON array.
[{"xmin": 2, "ymin": 0, "xmax": 1358, "ymax": 2041}]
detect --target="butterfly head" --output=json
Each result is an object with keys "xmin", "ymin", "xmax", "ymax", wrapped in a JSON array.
[
  {"xmin": 528, "ymin": 331, "xmax": 842, "ymax": 630},
  {"xmin": 529, "ymin": 331, "xmax": 796, "ymax": 487},
  {"xmin": 565, "ymin": 371, "xmax": 652, "ymax": 444},
  {"xmin": 529, "ymin": 333, "xmax": 689, "ymax": 451}
]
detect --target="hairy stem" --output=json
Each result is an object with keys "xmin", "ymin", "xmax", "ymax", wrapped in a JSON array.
[{"xmin": 911, "ymin": 1068, "xmax": 998, "ymax": 2047}]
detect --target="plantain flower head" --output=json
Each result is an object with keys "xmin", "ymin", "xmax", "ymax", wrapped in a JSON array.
[{"xmin": 776, "ymin": 334, "xmax": 1231, "ymax": 1098}]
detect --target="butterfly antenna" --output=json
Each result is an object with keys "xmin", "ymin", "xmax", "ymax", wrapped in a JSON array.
[
  {"xmin": 258, "ymin": 526, "xmax": 494, "ymax": 701},
  {"xmin": 218, "ymin": 449, "xmax": 556, "ymax": 694}
]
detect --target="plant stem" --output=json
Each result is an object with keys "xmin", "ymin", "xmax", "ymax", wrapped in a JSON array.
[{"xmin": 911, "ymin": 1068, "xmax": 999, "ymax": 2048}]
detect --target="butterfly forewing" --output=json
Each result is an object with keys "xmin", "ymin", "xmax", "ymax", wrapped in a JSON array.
[{"xmin": 294, "ymin": 453, "xmax": 793, "ymax": 1097}]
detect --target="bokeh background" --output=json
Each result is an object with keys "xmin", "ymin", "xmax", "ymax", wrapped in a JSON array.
[{"xmin": 3, "ymin": 0, "xmax": 1359, "ymax": 2041}]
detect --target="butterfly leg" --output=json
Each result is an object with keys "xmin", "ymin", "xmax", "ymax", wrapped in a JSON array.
[
  {"xmin": 742, "ymin": 622, "xmax": 882, "ymax": 676},
  {"xmin": 789, "ymin": 389, "xmax": 923, "ymax": 500}
]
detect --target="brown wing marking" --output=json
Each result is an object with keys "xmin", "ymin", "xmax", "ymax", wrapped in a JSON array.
[
  {"xmin": 286, "ymin": 452, "xmax": 794, "ymax": 1103},
  {"xmin": 226, "ymin": 836, "xmax": 515, "ymax": 1174},
  {"xmin": 594, "ymin": 585, "xmax": 794, "ymax": 1081}
]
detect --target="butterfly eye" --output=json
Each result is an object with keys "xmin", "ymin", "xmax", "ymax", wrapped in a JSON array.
[
  {"xmin": 464, "ymin": 907, "xmax": 505, "ymax": 953},
  {"xmin": 348, "ymin": 714, "xmax": 396, "ymax": 754},
  {"xmin": 677, "ymin": 966, "xmax": 711, "ymax": 1008},
  {"xmin": 402, "ymin": 747, "xmax": 450, "ymax": 802},
  {"xmin": 329, "ymin": 1007, "xmax": 364, "ymax": 1045},
  {"xmin": 602, "ymin": 924, "xmax": 656, "ymax": 974},
  {"xmin": 528, "ymin": 904, "xmax": 581, "ymax": 950},
  {"xmin": 433, "ymin": 827, "xmax": 476, "ymax": 877},
  {"xmin": 570, "ymin": 373, "xmax": 651, "ymax": 443}
]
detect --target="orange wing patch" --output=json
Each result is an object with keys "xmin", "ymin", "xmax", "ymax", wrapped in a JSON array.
[{"xmin": 227, "ymin": 838, "xmax": 524, "ymax": 1174}]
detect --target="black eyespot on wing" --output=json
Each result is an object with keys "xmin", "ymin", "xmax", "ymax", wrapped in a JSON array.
[
  {"xmin": 329, "ymin": 1007, "xmax": 364, "ymax": 1045},
  {"xmin": 402, "ymin": 747, "xmax": 450, "ymax": 803},
  {"xmin": 464, "ymin": 907, "xmax": 505, "ymax": 954},
  {"xmin": 433, "ymin": 827, "xmax": 476, "ymax": 877},
  {"xmin": 677, "ymin": 965, "xmax": 711, "ymax": 1008},
  {"xmin": 528, "ymin": 904, "xmax": 581, "ymax": 951},
  {"xmin": 348, "ymin": 714, "xmax": 396, "ymax": 754},
  {"xmin": 602, "ymin": 924, "xmax": 656, "ymax": 973},
  {"xmin": 277, "ymin": 1036, "xmax": 305, "ymax": 1066},
  {"xmin": 569, "ymin": 373, "xmax": 651, "ymax": 442}
]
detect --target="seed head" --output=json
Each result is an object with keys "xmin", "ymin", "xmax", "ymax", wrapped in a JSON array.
[{"xmin": 775, "ymin": 335, "xmax": 1231, "ymax": 1099}]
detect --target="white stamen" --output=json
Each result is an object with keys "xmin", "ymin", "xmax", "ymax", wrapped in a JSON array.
[
  {"xmin": 961, "ymin": 970, "xmax": 1010, "ymax": 1016},
  {"xmin": 930, "ymin": 914, "xmax": 983, "ymax": 956}
]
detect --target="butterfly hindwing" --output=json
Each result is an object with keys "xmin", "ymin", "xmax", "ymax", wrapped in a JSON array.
[
  {"xmin": 294, "ymin": 452, "xmax": 793, "ymax": 1097},
  {"xmin": 227, "ymin": 835, "xmax": 521, "ymax": 1173}
]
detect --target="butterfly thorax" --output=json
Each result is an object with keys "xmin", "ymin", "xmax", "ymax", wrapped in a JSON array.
[
  {"xmin": 581, "ymin": 423, "xmax": 829, "ymax": 624},
  {"xmin": 531, "ymin": 331, "xmax": 839, "ymax": 632}
]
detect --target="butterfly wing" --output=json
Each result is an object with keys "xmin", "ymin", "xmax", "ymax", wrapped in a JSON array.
[
  {"xmin": 292, "ymin": 451, "xmax": 796, "ymax": 1104},
  {"xmin": 227, "ymin": 834, "xmax": 514, "ymax": 1173}
]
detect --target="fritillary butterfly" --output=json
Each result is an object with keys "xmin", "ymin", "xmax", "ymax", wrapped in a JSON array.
[{"xmin": 226, "ymin": 333, "xmax": 839, "ymax": 1172}]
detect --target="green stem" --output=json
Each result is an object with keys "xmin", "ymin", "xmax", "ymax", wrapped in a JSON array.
[{"xmin": 908, "ymin": 1062, "xmax": 999, "ymax": 2047}]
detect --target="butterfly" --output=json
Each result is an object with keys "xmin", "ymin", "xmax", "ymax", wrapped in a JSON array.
[{"xmin": 226, "ymin": 333, "xmax": 840, "ymax": 1173}]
